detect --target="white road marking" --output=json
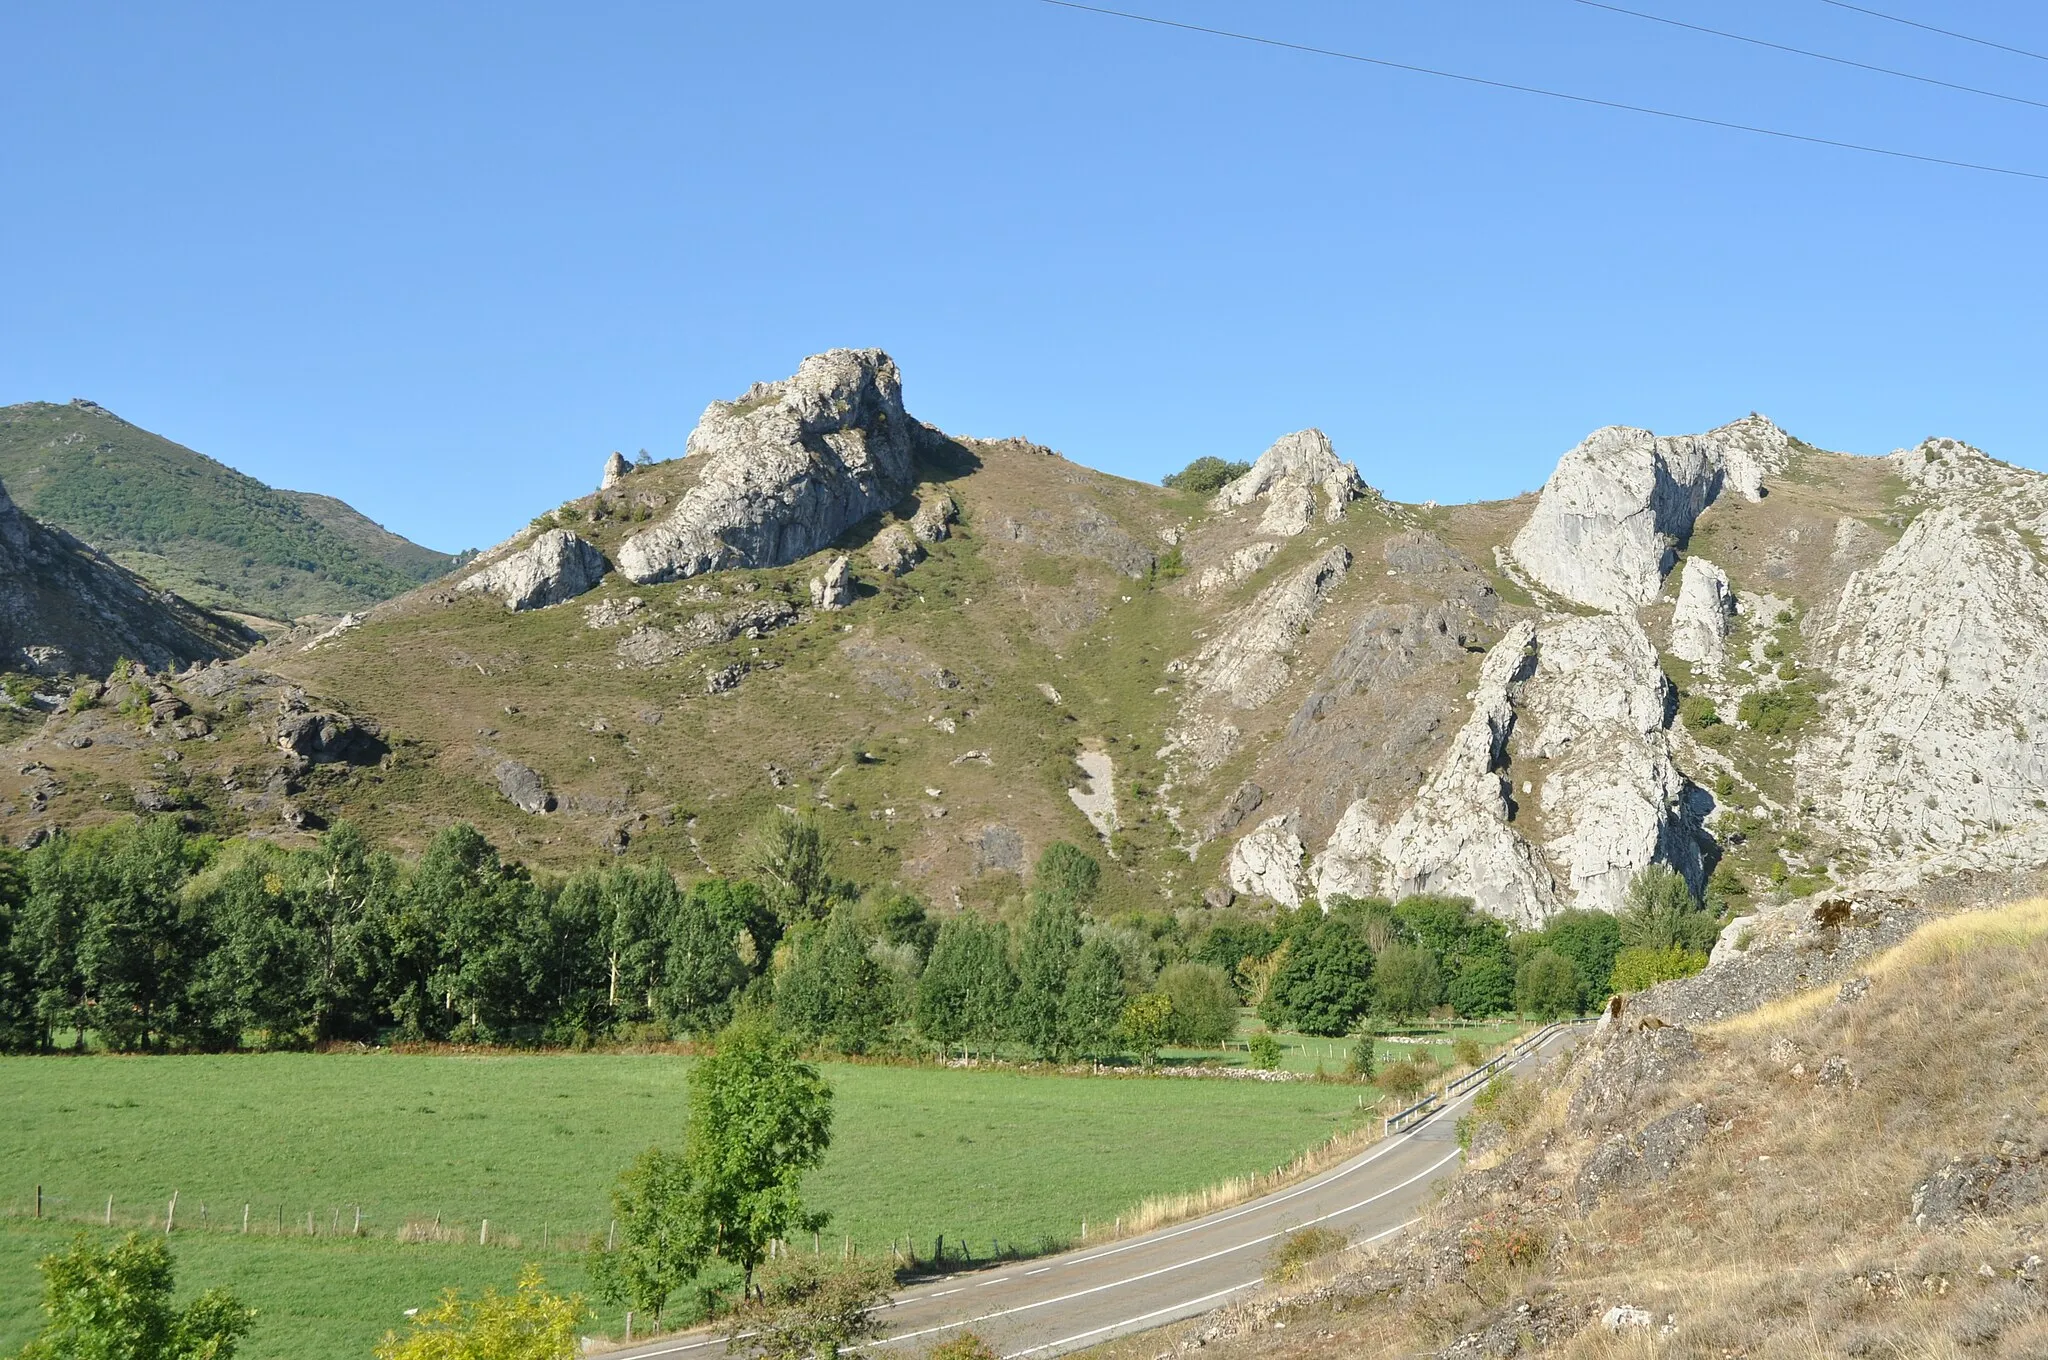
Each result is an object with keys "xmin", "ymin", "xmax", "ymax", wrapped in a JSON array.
[{"xmin": 1025, "ymin": 1267, "xmax": 1052, "ymax": 1276}]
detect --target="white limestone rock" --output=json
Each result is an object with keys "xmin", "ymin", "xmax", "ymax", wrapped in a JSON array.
[
  {"xmin": 1193, "ymin": 541, "xmax": 1280, "ymax": 596},
  {"xmin": 809, "ymin": 555, "xmax": 853, "ymax": 610},
  {"xmin": 1797, "ymin": 440, "xmax": 2048, "ymax": 881},
  {"xmin": 869, "ymin": 523, "xmax": 923, "ymax": 576},
  {"xmin": 1227, "ymin": 814, "xmax": 1307, "ymax": 907},
  {"xmin": 1189, "ymin": 547, "xmax": 1351, "ymax": 710},
  {"xmin": 1309, "ymin": 801, "xmax": 1386, "ymax": 902},
  {"xmin": 1509, "ymin": 416, "xmax": 1791, "ymax": 612},
  {"xmin": 601, "ymin": 451, "xmax": 631, "ymax": 490},
  {"xmin": 456, "ymin": 529, "xmax": 610, "ymax": 611},
  {"xmin": 911, "ymin": 492, "xmax": 957, "ymax": 543},
  {"xmin": 1667, "ymin": 557, "xmax": 1735, "ymax": 668},
  {"xmin": 617, "ymin": 349, "xmax": 920, "ymax": 583},
  {"xmin": 1210, "ymin": 430, "xmax": 1368, "ymax": 537}
]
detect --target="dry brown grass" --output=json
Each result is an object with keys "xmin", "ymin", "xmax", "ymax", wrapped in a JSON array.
[{"xmin": 1109, "ymin": 899, "xmax": 2048, "ymax": 1360}]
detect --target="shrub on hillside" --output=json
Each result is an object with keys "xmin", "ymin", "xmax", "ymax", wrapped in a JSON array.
[
  {"xmin": 1161, "ymin": 457, "xmax": 1251, "ymax": 494},
  {"xmin": 1609, "ymin": 944, "xmax": 1709, "ymax": 993},
  {"xmin": 1265, "ymin": 1226, "xmax": 1347, "ymax": 1284}
]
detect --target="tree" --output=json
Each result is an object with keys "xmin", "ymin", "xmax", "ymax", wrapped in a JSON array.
[
  {"xmin": 0, "ymin": 847, "xmax": 32, "ymax": 1053},
  {"xmin": 1608, "ymin": 944, "xmax": 1709, "ymax": 993},
  {"xmin": 409, "ymin": 825, "xmax": 551, "ymax": 1044},
  {"xmin": 726, "ymin": 1256, "xmax": 893, "ymax": 1360},
  {"xmin": 1246, "ymin": 1030, "xmax": 1283, "ymax": 1070},
  {"xmin": 1258, "ymin": 918, "xmax": 1374, "ymax": 1036},
  {"xmin": 1033, "ymin": 842, "xmax": 1101, "ymax": 912},
  {"xmin": 1446, "ymin": 955, "xmax": 1513, "ymax": 1018},
  {"xmin": 1192, "ymin": 915, "xmax": 1273, "ymax": 1001},
  {"xmin": 16, "ymin": 1232, "xmax": 253, "ymax": 1360},
  {"xmin": 775, "ymin": 909, "xmax": 894, "ymax": 1054},
  {"xmin": 659, "ymin": 888, "xmax": 750, "ymax": 1038},
  {"xmin": 1514, "ymin": 948, "xmax": 1580, "ymax": 1021},
  {"xmin": 1119, "ymin": 992, "xmax": 1174, "ymax": 1068},
  {"xmin": 1525, "ymin": 910, "xmax": 1622, "ymax": 1010},
  {"xmin": 1157, "ymin": 962, "xmax": 1235, "ymax": 1047},
  {"xmin": 1015, "ymin": 899, "xmax": 1083, "ymax": 1059},
  {"xmin": 684, "ymin": 1020, "xmax": 834, "ymax": 1295},
  {"xmin": 586, "ymin": 1147, "xmax": 704, "ymax": 1326},
  {"xmin": 1372, "ymin": 941, "xmax": 1443, "ymax": 1024},
  {"xmin": 1161, "ymin": 456, "xmax": 1251, "ymax": 494},
  {"xmin": 870, "ymin": 892, "xmax": 936, "ymax": 962},
  {"xmin": 747, "ymin": 813, "xmax": 835, "ymax": 928},
  {"xmin": 913, "ymin": 916, "xmax": 1013, "ymax": 1055},
  {"xmin": 1062, "ymin": 936, "xmax": 1127, "ymax": 1060},
  {"xmin": 375, "ymin": 1268, "xmax": 582, "ymax": 1360},
  {"xmin": 1344, "ymin": 1029, "xmax": 1376, "ymax": 1080}
]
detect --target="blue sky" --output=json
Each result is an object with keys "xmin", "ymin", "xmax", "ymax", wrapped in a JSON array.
[{"xmin": 3, "ymin": 1, "xmax": 2043, "ymax": 553}]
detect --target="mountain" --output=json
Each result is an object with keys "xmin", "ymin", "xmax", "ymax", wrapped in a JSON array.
[
  {"xmin": 3, "ymin": 349, "xmax": 2045, "ymax": 923},
  {"xmin": 0, "ymin": 475, "xmax": 254, "ymax": 684},
  {"xmin": 0, "ymin": 400, "xmax": 457, "ymax": 621}
]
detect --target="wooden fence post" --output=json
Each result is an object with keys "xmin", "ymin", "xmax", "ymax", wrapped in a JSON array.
[{"xmin": 166, "ymin": 1191, "xmax": 178, "ymax": 1234}]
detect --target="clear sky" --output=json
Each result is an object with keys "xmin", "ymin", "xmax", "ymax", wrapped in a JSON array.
[{"xmin": 4, "ymin": 1, "xmax": 2043, "ymax": 553}]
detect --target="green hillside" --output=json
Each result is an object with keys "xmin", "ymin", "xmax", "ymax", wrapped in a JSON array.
[{"xmin": 0, "ymin": 400, "xmax": 456, "ymax": 620}]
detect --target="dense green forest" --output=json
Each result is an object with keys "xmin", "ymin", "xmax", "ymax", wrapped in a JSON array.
[
  {"xmin": 0, "ymin": 401, "xmax": 455, "ymax": 619},
  {"xmin": 0, "ymin": 812, "xmax": 1718, "ymax": 1058}
]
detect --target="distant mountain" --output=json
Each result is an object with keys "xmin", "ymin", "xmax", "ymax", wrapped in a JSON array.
[{"xmin": 0, "ymin": 400, "xmax": 456, "ymax": 620}]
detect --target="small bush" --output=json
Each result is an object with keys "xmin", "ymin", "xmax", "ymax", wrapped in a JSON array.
[
  {"xmin": 1739, "ymin": 683, "xmax": 1818, "ymax": 736},
  {"xmin": 1678, "ymin": 693, "xmax": 1721, "ymax": 730},
  {"xmin": 1162, "ymin": 457, "xmax": 1251, "ymax": 494},
  {"xmin": 1265, "ymin": 1226, "xmax": 1347, "ymax": 1284},
  {"xmin": 1453, "ymin": 1036, "xmax": 1484, "ymax": 1069},
  {"xmin": 1246, "ymin": 1030, "xmax": 1283, "ymax": 1070},
  {"xmin": 928, "ymin": 1334, "xmax": 1001, "ymax": 1360},
  {"xmin": 1609, "ymin": 944, "xmax": 1709, "ymax": 992},
  {"xmin": 1378, "ymin": 1057, "xmax": 1430, "ymax": 1100},
  {"xmin": 1344, "ymin": 1031, "xmax": 1376, "ymax": 1080}
]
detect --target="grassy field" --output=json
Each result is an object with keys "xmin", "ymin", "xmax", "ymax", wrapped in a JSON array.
[
  {"xmin": 1, "ymin": 1053, "xmax": 1385, "ymax": 1358},
  {"xmin": 1161, "ymin": 1016, "xmax": 1530, "ymax": 1077}
]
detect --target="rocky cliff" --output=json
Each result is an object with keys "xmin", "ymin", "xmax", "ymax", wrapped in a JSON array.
[{"xmin": 5, "ymin": 353, "xmax": 2043, "ymax": 930}]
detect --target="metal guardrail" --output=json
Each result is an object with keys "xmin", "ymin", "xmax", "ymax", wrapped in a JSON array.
[{"xmin": 1381, "ymin": 1021, "xmax": 1573, "ymax": 1135}]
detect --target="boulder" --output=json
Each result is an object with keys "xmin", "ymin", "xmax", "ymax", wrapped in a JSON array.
[
  {"xmin": 910, "ymin": 492, "xmax": 957, "ymax": 543},
  {"xmin": 1509, "ymin": 416, "xmax": 1790, "ymax": 612},
  {"xmin": 1210, "ymin": 429, "xmax": 1368, "ymax": 536},
  {"xmin": 809, "ymin": 555, "xmax": 853, "ymax": 610},
  {"xmin": 616, "ymin": 349, "xmax": 921, "ymax": 583},
  {"xmin": 494, "ymin": 760, "xmax": 553, "ymax": 815},
  {"xmin": 601, "ymin": 451, "xmax": 631, "ymax": 490},
  {"xmin": 457, "ymin": 529, "xmax": 610, "ymax": 610},
  {"xmin": 1668, "ymin": 556, "xmax": 1735, "ymax": 667},
  {"xmin": 869, "ymin": 523, "xmax": 923, "ymax": 576}
]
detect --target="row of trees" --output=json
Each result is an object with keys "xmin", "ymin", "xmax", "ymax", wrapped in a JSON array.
[{"xmin": 0, "ymin": 809, "xmax": 1716, "ymax": 1055}]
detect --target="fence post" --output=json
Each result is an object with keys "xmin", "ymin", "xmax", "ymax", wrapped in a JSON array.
[
  {"xmin": 243, "ymin": 1204, "xmax": 250, "ymax": 1234},
  {"xmin": 166, "ymin": 1191, "xmax": 178, "ymax": 1234},
  {"xmin": 35, "ymin": 1185, "xmax": 41, "ymax": 1220},
  {"xmin": 480, "ymin": 1219, "xmax": 488, "ymax": 1247},
  {"xmin": 106, "ymin": 1196, "xmax": 113, "ymax": 1226}
]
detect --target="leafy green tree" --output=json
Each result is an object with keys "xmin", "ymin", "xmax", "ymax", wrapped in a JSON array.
[
  {"xmin": 1033, "ymin": 842, "xmax": 1101, "ymax": 912},
  {"xmin": 408, "ymin": 825, "xmax": 550, "ymax": 1043},
  {"xmin": 1446, "ymin": 955, "xmax": 1513, "ymax": 1018},
  {"xmin": 684, "ymin": 1020, "xmax": 834, "ymax": 1296},
  {"xmin": 1119, "ymin": 992, "xmax": 1174, "ymax": 1067},
  {"xmin": 1160, "ymin": 456, "xmax": 1251, "ymax": 494},
  {"xmin": 1523, "ymin": 910, "xmax": 1622, "ymax": 1010},
  {"xmin": 1372, "ymin": 941, "xmax": 1443, "ymax": 1024},
  {"xmin": 1608, "ymin": 944, "xmax": 1709, "ymax": 993},
  {"xmin": 659, "ymin": 889, "xmax": 752, "ymax": 1038},
  {"xmin": 1192, "ymin": 914, "xmax": 1273, "ymax": 1001},
  {"xmin": 586, "ymin": 1147, "xmax": 704, "ymax": 1326},
  {"xmin": 870, "ymin": 892, "xmax": 936, "ymax": 962},
  {"xmin": 1246, "ymin": 1029, "xmax": 1283, "ymax": 1070},
  {"xmin": 1258, "ymin": 917, "xmax": 1374, "ymax": 1036},
  {"xmin": 775, "ymin": 909, "xmax": 894, "ymax": 1053},
  {"xmin": 15, "ymin": 1231, "xmax": 253, "ymax": 1360},
  {"xmin": 1157, "ymin": 962, "xmax": 1235, "ymax": 1046},
  {"xmin": 726, "ymin": 1255, "xmax": 893, "ymax": 1360},
  {"xmin": 1619, "ymin": 864, "xmax": 1717, "ymax": 953},
  {"xmin": 0, "ymin": 848, "xmax": 33, "ymax": 1052},
  {"xmin": 1062, "ymin": 936, "xmax": 1128, "ymax": 1060},
  {"xmin": 747, "ymin": 812, "xmax": 836, "ymax": 928},
  {"xmin": 1344, "ymin": 1029, "xmax": 1376, "ymax": 1080},
  {"xmin": 914, "ymin": 916, "xmax": 1013, "ymax": 1055},
  {"xmin": 1015, "ymin": 898, "xmax": 1083, "ymax": 1058},
  {"xmin": 375, "ymin": 1267, "xmax": 582, "ymax": 1360},
  {"xmin": 1513, "ymin": 948, "xmax": 1580, "ymax": 1021},
  {"xmin": 559, "ymin": 863, "xmax": 676, "ymax": 1028}
]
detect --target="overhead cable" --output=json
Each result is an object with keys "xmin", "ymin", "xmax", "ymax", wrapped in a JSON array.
[{"xmin": 1815, "ymin": 0, "xmax": 2048, "ymax": 65}]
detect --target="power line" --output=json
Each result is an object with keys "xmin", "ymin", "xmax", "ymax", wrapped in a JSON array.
[
  {"xmin": 1569, "ymin": 0, "xmax": 2048, "ymax": 111},
  {"xmin": 1815, "ymin": 0, "xmax": 2048, "ymax": 65},
  {"xmin": 1036, "ymin": 0, "xmax": 2048, "ymax": 182}
]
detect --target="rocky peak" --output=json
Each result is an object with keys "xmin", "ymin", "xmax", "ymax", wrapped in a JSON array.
[
  {"xmin": 1707, "ymin": 413, "xmax": 1792, "ymax": 500},
  {"xmin": 601, "ymin": 451, "xmax": 631, "ymax": 490},
  {"xmin": 616, "ymin": 348, "xmax": 921, "ymax": 583},
  {"xmin": 457, "ymin": 529, "xmax": 611, "ymax": 611},
  {"xmin": 1211, "ymin": 429, "xmax": 1368, "ymax": 536}
]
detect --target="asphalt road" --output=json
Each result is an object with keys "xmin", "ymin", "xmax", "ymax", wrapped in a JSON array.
[{"xmin": 610, "ymin": 1026, "xmax": 1581, "ymax": 1360}]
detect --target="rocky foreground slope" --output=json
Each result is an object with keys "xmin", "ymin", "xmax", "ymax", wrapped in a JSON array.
[{"xmin": 2, "ymin": 349, "xmax": 2045, "ymax": 925}]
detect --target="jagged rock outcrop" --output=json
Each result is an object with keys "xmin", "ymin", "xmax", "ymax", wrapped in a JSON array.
[
  {"xmin": 869, "ymin": 523, "xmax": 922, "ymax": 576},
  {"xmin": 0, "ymin": 475, "xmax": 251, "ymax": 675},
  {"xmin": 494, "ymin": 759, "xmax": 553, "ymax": 814},
  {"xmin": 1210, "ymin": 430, "xmax": 1368, "ymax": 536},
  {"xmin": 601, "ymin": 451, "xmax": 631, "ymax": 490},
  {"xmin": 1193, "ymin": 542, "xmax": 1279, "ymax": 596},
  {"xmin": 1796, "ymin": 439, "xmax": 2048, "ymax": 881},
  {"xmin": 457, "ymin": 529, "xmax": 610, "ymax": 611},
  {"xmin": 910, "ymin": 492, "xmax": 956, "ymax": 543},
  {"xmin": 617, "ymin": 349, "xmax": 920, "ymax": 583},
  {"xmin": 1319, "ymin": 613, "xmax": 1705, "ymax": 923},
  {"xmin": 615, "ymin": 600, "xmax": 798, "ymax": 667},
  {"xmin": 809, "ymin": 556, "xmax": 853, "ymax": 610},
  {"xmin": 1667, "ymin": 557, "xmax": 1734, "ymax": 667},
  {"xmin": 1227, "ymin": 814, "xmax": 1307, "ymax": 907},
  {"xmin": 1188, "ymin": 546, "xmax": 1351, "ymax": 709},
  {"xmin": 1510, "ymin": 416, "xmax": 1791, "ymax": 612}
]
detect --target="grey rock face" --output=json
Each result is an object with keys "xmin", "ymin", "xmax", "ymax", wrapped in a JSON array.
[
  {"xmin": 1227, "ymin": 814, "xmax": 1307, "ymax": 907},
  {"xmin": 1636, "ymin": 896, "xmax": 1928, "ymax": 1026},
  {"xmin": 1323, "ymin": 613, "xmax": 1704, "ymax": 924},
  {"xmin": 1210, "ymin": 429, "xmax": 1368, "ymax": 536},
  {"xmin": 617, "ymin": 349, "xmax": 920, "ymax": 583},
  {"xmin": 1912, "ymin": 1139, "xmax": 2048, "ymax": 1227},
  {"xmin": 1193, "ymin": 541, "xmax": 1279, "ymax": 596},
  {"xmin": 494, "ymin": 759, "xmax": 553, "ymax": 814},
  {"xmin": 910, "ymin": 492, "xmax": 956, "ymax": 543},
  {"xmin": 809, "ymin": 555, "xmax": 853, "ymax": 610},
  {"xmin": 457, "ymin": 529, "xmax": 610, "ymax": 610},
  {"xmin": 1509, "ymin": 416, "xmax": 1790, "ymax": 612},
  {"xmin": 601, "ymin": 451, "xmax": 631, "ymax": 490},
  {"xmin": 1575, "ymin": 1102, "xmax": 1708, "ymax": 1210},
  {"xmin": 868, "ymin": 523, "xmax": 922, "ymax": 576},
  {"xmin": 1667, "ymin": 557, "xmax": 1735, "ymax": 667},
  {"xmin": 1796, "ymin": 440, "xmax": 2048, "ymax": 885},
  {"xmin": 615, "ymin": 600, "xmax": 798, "ymax": 667},
  {"xmin": 1189, "ymin": 546, "xmax": 1352, "ymax": 710}
]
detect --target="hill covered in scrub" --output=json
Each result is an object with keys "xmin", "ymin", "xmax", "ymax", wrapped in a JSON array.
[
  {"xmin": 1, "ymin": 348, "xmax": 2046, "ymax": 938},
  {"xmin": 0, "ymin": 399, "xmax": 456, "ymax": 620},
  {"xmin": 1129, "ymin": 898, "xmax": 2048, "ymax": 1358}
]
